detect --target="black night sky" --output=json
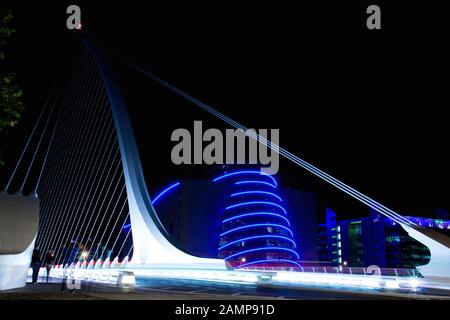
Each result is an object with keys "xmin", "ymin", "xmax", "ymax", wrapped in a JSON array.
[{"xmin": 0, "ymin": 1, "xmax": 449, "ymax": 221}]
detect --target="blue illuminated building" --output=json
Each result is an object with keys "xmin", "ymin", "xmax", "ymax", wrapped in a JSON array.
[
  {"xmin": 151, "ymin": 179, "xmax": 226, "ymax": 258},
  {"xmin": 318, "ymin": 208, "xmax": 450, "ymax": 269},
  {"xmin": 150, "ymin": 170, "xmax": 318, "ymax": 266},
  {"xmin": 317, "ymin": 208, "xmax": 340, "ymax": 266},
  {"xmin": 213, "ymin": 170, "xmax": 299, "ymax": 268}
]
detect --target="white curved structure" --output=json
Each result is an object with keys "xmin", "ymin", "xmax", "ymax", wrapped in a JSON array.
[
  {"xmin": 401, "ymin": 223, "xmax": 450, "ymax": 278},
  {"xmin": 85, "ymin": 41, "xmax": 227, "ymax": 270},
  {"xmin": 0, "ymin": 192, "xmax": 39, "ymax": 290}
]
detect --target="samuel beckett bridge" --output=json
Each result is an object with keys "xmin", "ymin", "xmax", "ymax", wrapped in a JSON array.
[{"xmin": 1, "ymin": 38, "xmax": 449, "ymax": 297}]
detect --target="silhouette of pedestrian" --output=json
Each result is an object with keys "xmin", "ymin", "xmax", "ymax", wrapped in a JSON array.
[
  {"xmin": 44, "ymin": 250, "xmax": 55, "ymax": 283},
  {"xmin": 30, "ymin": 249, "xmax": 41, "ymax": 284}
]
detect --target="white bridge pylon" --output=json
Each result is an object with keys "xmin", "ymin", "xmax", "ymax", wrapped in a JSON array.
[{"xmin": 84, "ymin": 40, "xmax": 227, "ymax": 269}]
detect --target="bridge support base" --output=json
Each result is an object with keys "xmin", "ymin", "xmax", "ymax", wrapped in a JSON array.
[
  {"xmin": 0, "ymin": 193, "xmax": 39, "ymax": 291},
  {"xmin": 401, "ymin": 223, "xmax": 450, "ymax": 278}
]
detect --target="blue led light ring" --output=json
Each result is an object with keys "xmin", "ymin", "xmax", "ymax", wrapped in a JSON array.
[
  {"xmin": 123, "ymin": 181, "xmax": 181, "ymax": 231},
  {"xmin": 220, "ymin": 223, "xmax": 294, "ymax": 237},
  {"xmin": 218, "ymin": 235, "xmax": 297, "ymax": 251},
  {"xmin": 235, "ymin": 180, "xmax": 277, "ymax": 189},
  {"xmin": 225, "ymin": 201, "xmax": 287, "ymax": 215},
  {"xmin": 224, "ymin": 247, "xmax": 300, "ymax": 260},
  {"xmin": 213, "ymin": 170, "xmax": 277, "ymax": 187},
  {"xmin": 230, "ymin": 191, "xmax": 283, "ymax": 202},
  {"xmin": 239, "ymin": 259, "xmax": 301, "ymax": 268},
  {"xmin": 151, "ymin": 182, "xmax": 181, "ymax": 205},
  {"xmin": 222, "ymin": 212, "xmax": 291, "ymax": 226}
]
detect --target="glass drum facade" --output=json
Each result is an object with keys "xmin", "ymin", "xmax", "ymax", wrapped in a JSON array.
[{"xmin": 214, "ymin": 170, "xmax": 299, "ymax": 268}]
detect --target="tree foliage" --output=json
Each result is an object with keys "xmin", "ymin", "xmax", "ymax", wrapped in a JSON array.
[{"xmin": 0, "ymin": 10, "xmax": 25, "ymax": 166}]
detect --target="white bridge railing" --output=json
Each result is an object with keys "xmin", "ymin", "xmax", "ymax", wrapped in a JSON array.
[
  {"xmin": 239, "ymin": 266, "xmax": 422, "ymax": 278},
  {"xmin": 27, "ymin": 263, "xmax": 450, "ymax": 295}
]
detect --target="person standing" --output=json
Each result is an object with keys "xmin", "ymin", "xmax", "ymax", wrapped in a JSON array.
[
  {"xmin": 44, "ymin": 250, "xmax": 55, "ymax": 283},
  {"xmin": 30, "ymin": 249, "xmax": 41, "ymax": 284}
]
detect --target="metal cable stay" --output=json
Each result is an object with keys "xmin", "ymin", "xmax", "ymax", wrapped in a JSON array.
[
  {"xmin": 2, "ymin": 86, "xmax": 59, "ymax": 195},
  {"xmin": 34, "ymin": 49, "xmax": 132, "ymax": 267},
  {"xmin": 94, "ymin": 41, "xmax": 418, "ymax": 229}
]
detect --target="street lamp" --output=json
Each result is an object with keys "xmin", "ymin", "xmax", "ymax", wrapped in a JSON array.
[{"xmin": 81, "ymin": 251, "xmax": 89, "ymax": 261}]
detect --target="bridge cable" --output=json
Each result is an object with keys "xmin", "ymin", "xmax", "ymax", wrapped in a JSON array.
[
  {"xmin": 96, "ymin": 43, "xmax": 416, "ymax": 228},
  {"xmin": 36, "ymin": 48, "xmax": 91, "ymax": 246},
  {"xmin": 38, "ymin": 48, "xmax": 98, "ymax": 253},
  {"xmin": 49, "ymin": 70, "xmax": 111, "ymax": 264},
  {"xmin": 39, "ymin": 50, "xmax": 103, "ymax": 257},
  {"xmin": 116, "ymin": 225, "xmax": 133, "ymax": 263},
  {"xmin": 106, "ymin": 211, "xmax": 131, "ymax": 263},
  {"xmin": 3, "ymin": 87, "xmax": 56, "ymax": 192},
  {"xmin": 61, "ymin": 148, "xmax": 121, "ymax": 265},
  {"xmin": 19, "ymin": 94, "xmax": 58, "ymax": 193},
  {"xmin": 34, "ymin": 107, "xmax": 62, "ymax": 193}
]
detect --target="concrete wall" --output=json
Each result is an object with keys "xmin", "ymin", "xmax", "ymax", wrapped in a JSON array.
[{"xmin": 0, "ymin": 193, "xmax": 39, "ymax": 290}]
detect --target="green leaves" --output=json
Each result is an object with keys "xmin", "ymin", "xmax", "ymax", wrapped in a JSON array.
[
  {"xmin": 0, "ymin": 10, "xmax": 15, "ymax": 52},
  {"xmin": 0, "ymin": 74, "xmax": 26, "ymax": 130},
  {"xmin": 0, "ymin": 10, "xmax": 25, "ymax": 166}
]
